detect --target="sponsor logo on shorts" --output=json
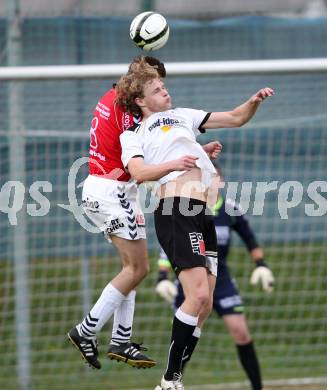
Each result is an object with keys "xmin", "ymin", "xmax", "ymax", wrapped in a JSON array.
[
  {"xmin": 104, "ymin": 218, "xmax": 124, "ymax": 234},
  {"xmin": 189, "ymin": 232, "xmax": 206, "ymax": 256},
  {"xmin": 219, "ymin": 295, "xmax": 243, "ymax": 309},
  {"xmin": 82, "ymin": 197, "xmax": 100, "ymax": 213}
]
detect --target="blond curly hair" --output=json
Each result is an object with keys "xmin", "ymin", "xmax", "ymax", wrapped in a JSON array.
[{"xmin": 115, "ymin": 57, "xmax": 160, "ymax": 116}]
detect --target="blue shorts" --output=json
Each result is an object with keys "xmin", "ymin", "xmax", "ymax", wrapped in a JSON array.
[
  {"xmin": 212, "ymin": 271, "xmax": 244, "ymax": 316},
  {"xmin": 174, "ymin": 266, "xmax": 244, "ymax": 316}
]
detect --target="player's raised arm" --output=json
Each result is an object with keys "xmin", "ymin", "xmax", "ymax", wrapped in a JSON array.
[
  {"xmin": 231, "ymin": 203, "xmax": 275, "ymax": 293},
  {"xmin": 203, "ymin": 87, "xmax": 275, "ymax": 129},
  {"xmin": 250, "ymin": 250, "xmax": 275, "ymax": 293}
]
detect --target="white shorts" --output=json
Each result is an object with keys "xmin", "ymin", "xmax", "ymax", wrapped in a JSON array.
[{"xmin": 82, "ymin": 175, "xmax": 146, "ymax": 242}]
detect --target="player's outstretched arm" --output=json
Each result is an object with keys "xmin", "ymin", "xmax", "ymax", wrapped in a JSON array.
[
  {"xmin": 232, "ymin": 210, "xmax": 275, "ymax": 293},
  {"xmin": 127, "ymin": 155, "xmax": 198, "ymax": 184},
  {"xmin": 203, "ymin": 87, "xmax": 275, "ymax": 129}
]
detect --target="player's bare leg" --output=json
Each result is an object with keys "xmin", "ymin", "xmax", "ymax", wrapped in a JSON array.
[
  {"xmin": 224, "ymin": 314, "xmax": 263, "ymax": 390},
  {"xmin": 109, "ymin": 236, "xmax": 149, "ymax": 294},
  {"xmin": 223, "ymin": 314, "xmax": 251, "ymax": 344},
  {"xmin": 68, "ymin": 237, "xmax": 155, "ymax": 369},
  {"xmin": 107, "ymin": 237, "xmax": 156, "ymax": 369}
]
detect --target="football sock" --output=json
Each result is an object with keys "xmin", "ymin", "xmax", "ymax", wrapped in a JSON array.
[
  {"xmin": 164, "ymin": 308, "xmax": 198, "ymax": 381},
  {"xmin": 236, "ymin": 341, "xmax": 262, "ymax": 390},
  {"xmin": 181, "ymin": 326, "xmax": 201, "ymax": 372},
  {"xmin": 78, "ymin": 283, "xmax": 125, "ymax": 338},
  {"xmin": 110, "ymin": 290, "xmax": 136, "ymax": 345}
]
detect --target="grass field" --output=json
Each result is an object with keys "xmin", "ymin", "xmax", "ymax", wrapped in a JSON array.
[
  {"xmin": 160, "ymin": 385, "xmax": 327, "ymax": 390},
  {"xmin": 0, "ymin": 245, "xmax": 326, "ymax": 389},
  {"xmin": 273, "ymin": 387, "xmax": 326, "ymax": 390}
]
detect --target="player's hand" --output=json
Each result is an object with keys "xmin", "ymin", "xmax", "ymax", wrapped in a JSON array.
[
  {"xmin": 251, "ymin": 87, "xmax": 274, "ymax": 104},
  {"xmin": 173, "ymin": 155, "xmax": 199, "ymax": 171},
  {"xmin": 202, "ymin": 141, "xmax": 223, "ymax": 160},
  {"xmin": 156, "ymin": 280, "xmax": 177, "ymax": 304},
  {"xmin": 250, "ymin": 260, "xmax": 275, "ymax": 293}
]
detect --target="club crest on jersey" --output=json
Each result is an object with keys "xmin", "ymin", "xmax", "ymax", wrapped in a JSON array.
[
  {"xmin": 189, "ymin": 232, "xmax": 206, "ymax": 256},
  {"xmin": 148, "ymin": 117, "xmax": 180, "ymax": 132}
]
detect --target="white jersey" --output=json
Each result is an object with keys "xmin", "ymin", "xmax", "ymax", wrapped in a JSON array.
[{"xmin": 120, "ymin": 108, "xmax": 216, "ymax": 188}]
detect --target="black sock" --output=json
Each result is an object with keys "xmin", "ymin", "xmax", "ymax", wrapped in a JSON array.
[
  {"xmin": 181, "ymin": 333, "xmax": 200, "ymax": 373},
  {"xmin": 164, "ymin": 315, "xmax": 196, "ymax": 381},
  {"xmin": 236, "ymin": 342, "xmax": 262, "ymax": 390}
]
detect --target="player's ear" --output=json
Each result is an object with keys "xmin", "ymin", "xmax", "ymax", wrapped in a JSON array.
[{"xmin": 135, "ymin": 96, "xmax": 145, "ymax": 108}]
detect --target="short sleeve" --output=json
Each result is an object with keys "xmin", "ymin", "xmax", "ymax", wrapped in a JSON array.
[
  {"xmin": 179, "ymin": 108, "xmax": 211, "ymax": 136},
  {"xmin": 120, "ymin": 126, "xmax": 144, "ymax": 168}
]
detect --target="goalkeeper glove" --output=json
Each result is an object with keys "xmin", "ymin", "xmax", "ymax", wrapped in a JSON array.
[
  {"xmin": 250, "ymin": 259, "xmax": 275, "ymax": 293},
  {"xmin": 155, "ymin": 271, "xmax": 177, "ymax": 304}
]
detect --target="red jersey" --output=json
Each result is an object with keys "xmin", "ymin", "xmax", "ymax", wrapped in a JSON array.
[{"xmin": 88, "ymin": 87, "xmax": 140, "ymax": 181}]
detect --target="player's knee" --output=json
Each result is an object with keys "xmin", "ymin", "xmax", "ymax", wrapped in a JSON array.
[
  {"xmin": 232, "ymin": 326, "xmax": 251, "ymax": 344},
  {"xmin": 131, "ymin": 261, "xmax": 150, "ymax": 281},
  {"xmin": 199, "ymin": 302, "xmax": 212, "ymax": 324},
  {"xmin": 139, "ymin": 262, "xmax": 150, "ymax": 279},
  {"xmin": 204, "ymin": 295, "xmax": 213, "ymax": 314},
  {"xmin": 193, "ymin": 290, "xmax": 210, "ymax": 311}
]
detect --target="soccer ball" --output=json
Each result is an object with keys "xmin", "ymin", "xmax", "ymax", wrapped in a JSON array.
[{"xmin": 130, "ymin": 11, "xmax": 169, "ymax": 51}]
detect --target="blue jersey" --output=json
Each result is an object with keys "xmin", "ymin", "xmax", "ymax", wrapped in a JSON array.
[{"xmin": 211, "ymin": 196, "xmax": 258, "ymax": 272}]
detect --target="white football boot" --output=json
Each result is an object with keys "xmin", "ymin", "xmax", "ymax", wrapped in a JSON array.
[{"xmin": 154, "ymin": 373, "xmax": 184, "ymax": 390}]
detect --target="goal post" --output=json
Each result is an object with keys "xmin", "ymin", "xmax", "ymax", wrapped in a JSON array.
[{"xmin": 1, "ymin": 59, "xmax": 326, "ymax": 390}]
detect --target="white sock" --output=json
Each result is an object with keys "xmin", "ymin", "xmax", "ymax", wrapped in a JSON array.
[
  {"xmin": 111, "ymin": 290, "xmax": 136, "ymax": 345},
  {"xmin": 78, "ymin": 283, "xmax": 125, "ymax": 338},
  {"xmin": 175, "ymin": 308, "xmax": 198, "ymax": 326},
  {"xmin": 193, "ymin": 326, "xmax": 202, "ymax": 338}
]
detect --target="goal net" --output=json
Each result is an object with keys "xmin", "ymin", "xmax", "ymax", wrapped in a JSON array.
[{"xmin": 0, "ymin": 58, "xmax": 326, "ymax": 390}]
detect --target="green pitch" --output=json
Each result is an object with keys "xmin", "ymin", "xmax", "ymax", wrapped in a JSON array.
[{"xmin": 0, "ymin": 245, "xmax": 326, "ymax": 389}]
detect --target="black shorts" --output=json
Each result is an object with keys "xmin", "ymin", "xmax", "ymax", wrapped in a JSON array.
[{"xmin": 154, "ymin": 197, "xmax": 218, "ymax": 276}]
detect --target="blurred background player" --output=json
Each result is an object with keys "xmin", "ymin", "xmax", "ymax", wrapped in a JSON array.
[{"xmin": 155, "ymin": 164, "xmax": 275, "ymax": 390}]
